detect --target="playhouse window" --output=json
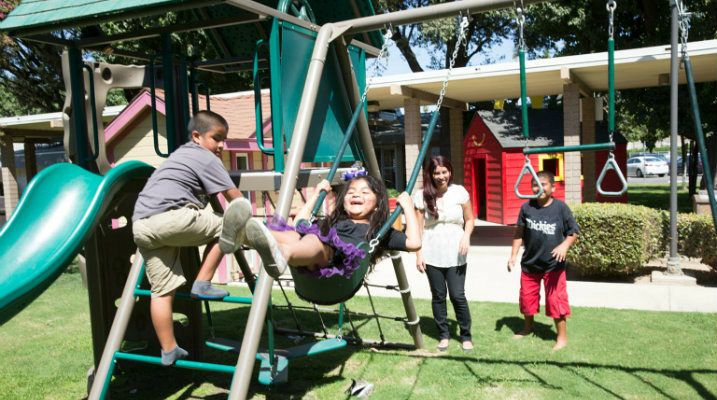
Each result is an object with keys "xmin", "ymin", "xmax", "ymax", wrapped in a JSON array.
[
  {"xmin": 538, "ymin": 154, "xmax": 564, "ymax": 182},
  {"xmin": 235, "ymin": 153, "xmax": 250, "ymax": 198}
]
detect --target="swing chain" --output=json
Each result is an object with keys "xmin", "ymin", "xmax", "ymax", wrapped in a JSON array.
[
  {"xmin": 360, "ymin": 29, "xmax": 393, "ymax": 105},
  {"xmin": 677, "ymin": 1, "xmax": 691, "ymax": 56},
  {"xmin": 516, "ymin": 6, "xmax": 526, "ymax": 51},
  {"xmin": 436, "ymin": 15, "xmax": 469, "ymax": 111},
  {"xmin": 368, "ymin": 238, "xmax": 380, "ymax": 254},
  {"xmin": 606, "ymin": 0, "xmax": 616, "ymax": 39}
]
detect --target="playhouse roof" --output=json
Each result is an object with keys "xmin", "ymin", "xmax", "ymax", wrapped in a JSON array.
[
  {"xmin": 105, "ymin": 88, "xmax": 271, "ymax": 145},
  {"xmin": 477, "ymin": 109, "xmax": 563, "ymax": 149},
  {"xmin": 476, "ymin": 109, "xmax": 626, "ymax": 150}
]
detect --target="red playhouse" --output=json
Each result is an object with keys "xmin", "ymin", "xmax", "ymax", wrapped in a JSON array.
[{"xmin": 463, "ymin": 109, "xmax": 627, "ymax": 225}]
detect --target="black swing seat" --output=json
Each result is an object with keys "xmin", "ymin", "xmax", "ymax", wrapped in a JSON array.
[{"xmin": 290, "ymin": 241, "xmax": 372, "ymax": 306}]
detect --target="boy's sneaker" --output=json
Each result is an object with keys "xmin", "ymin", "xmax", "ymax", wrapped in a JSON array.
[
  {"xmin": 190, "ymin": 280, "xmax": 228, "ymax": 300},
  {"xmin": 245, "ymin": 219, "xmax": 287, "ymax": 279},
  {"xmin": 219, "ymin": 197, "xmax": 252, "ymax": 254}
]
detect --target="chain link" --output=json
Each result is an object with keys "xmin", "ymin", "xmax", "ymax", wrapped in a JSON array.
[
  {"xmin": 435, "ymin": 15, "xmax": 469, "ymax": 111},
  {"xmin": 360, "ymin": 29, "xmax": 393, "ymax": 104},
  {"xmin": 677, "ymin": 0, "xmax": 691, "ymax": 56},
  {"xmin": 516, "ymin": 8, "xmax": 525, "ymax": 51},
  {"xmin": 606, "ymin": 0, "xmax": 616, "ymax": 39}
]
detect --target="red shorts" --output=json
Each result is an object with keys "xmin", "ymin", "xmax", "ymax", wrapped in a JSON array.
[{"xmin": 519, "ymin": 269, "xmax": 570, "ymax": 318}]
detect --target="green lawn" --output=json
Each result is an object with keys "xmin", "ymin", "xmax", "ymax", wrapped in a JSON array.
[
  {"xmin": 1, "ymin": 273, "xmax": 716, "ymax": 399},
  {"xmin": 628, "ymin": 183, "xmax": 693, "ymax": 213}
]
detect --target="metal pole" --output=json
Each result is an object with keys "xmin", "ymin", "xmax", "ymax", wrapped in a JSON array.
[
  {"xmin": 389, "ymin": 253, "xmax": 424, "ymax": 349},
  {"xmin": 333, "ymin": 38, "xmax": 381, "ymax": 178},
  {"xmin": 340, "ymin": 0, "xmax": 548, "ymax": 35},
  {"xmin": 88, "ymin": 251, "xmax": 144, "ymax": 400},
  {"xmin": 229, "ymin": 23, "xmax": 335, "ymax": 400},
  {"xmin": 667, "ymin": 0, "xmax": 682, "ymax": 275}
]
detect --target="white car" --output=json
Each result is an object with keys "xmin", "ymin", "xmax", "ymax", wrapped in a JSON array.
[{"xmin": 627, "ymin": 156, "xmax": 669, "ymax": 177}]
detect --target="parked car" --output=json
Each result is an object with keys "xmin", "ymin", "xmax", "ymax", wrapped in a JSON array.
[
  {"xmin": 677, "ymin": 155, "xmax": 704, "ymax": 175},
  {"xmin": 630, "ymin": 152, "xmax": 669, "ymax": 163},
  {"xmin": 626, "ymin": 156, "xmax": 669, "ymax": 177}
]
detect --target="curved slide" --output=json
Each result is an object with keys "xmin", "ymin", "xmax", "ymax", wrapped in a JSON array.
[{"xmin": 0, "ymin": 161, "xmax": 154, "ymax": 325}]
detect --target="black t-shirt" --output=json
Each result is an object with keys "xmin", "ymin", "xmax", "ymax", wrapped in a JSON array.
[
  {"xmin": 333, "ymin": 219, "xmax": 407, "ymax": 251},
  {"xmin": 516, "ymin": 199, "xmax": 579, "ymax": 273}
]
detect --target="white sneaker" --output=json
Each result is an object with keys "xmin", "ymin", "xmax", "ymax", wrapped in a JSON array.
[
  {"xmin": 219, "ymin": 198, "xmax": 252, "ymax": 254},
  {"xmin": 245, "ymin": 219, "xmax": 287, "ymax": 279}
]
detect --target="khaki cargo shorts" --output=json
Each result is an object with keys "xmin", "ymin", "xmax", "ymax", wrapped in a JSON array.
[{"xmin": 133, "ymin": 205, "xmax": 223, "ymax": 297}]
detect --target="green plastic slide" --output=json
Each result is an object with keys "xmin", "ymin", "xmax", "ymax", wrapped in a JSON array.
[{"xmin": 0, "ymin": 161, "xmax": 153, "ymax": 325}]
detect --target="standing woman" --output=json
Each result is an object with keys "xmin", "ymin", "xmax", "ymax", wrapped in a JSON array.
[{"xmin": 414, "ymin": 155, "xmax": 475, "ymax": 352}]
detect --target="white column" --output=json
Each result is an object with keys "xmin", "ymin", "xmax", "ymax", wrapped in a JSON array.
[
  {"xmin": 581, "ymin": 96, "xmax": 597, "ymax": 202},
  {"xmin": 563, "ymin": 84, "xmax": 582, "ymax": 204},
  {"xmin": 404, "ymin": 98, "xmax": 422, "ymax": 189}
]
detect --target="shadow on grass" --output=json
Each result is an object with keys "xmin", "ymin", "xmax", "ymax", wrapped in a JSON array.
[
  {"xmin": 494, "ymin": 316, "xmax": 556, "ymax": 341},
  {"xmin": 104, "ymin": 300, "xmax": 416, "ymax": 400},
  {"xmin": 397, "ymin": 351, "xmax": 717, "ymax": 400}
]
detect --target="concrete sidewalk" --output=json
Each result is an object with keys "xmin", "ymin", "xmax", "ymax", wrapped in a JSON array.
[{"xmin": 364, "ymin": 222, "xmax": 717, "ymax": 313}]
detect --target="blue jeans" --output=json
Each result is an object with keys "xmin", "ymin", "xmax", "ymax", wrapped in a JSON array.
[{"xmin": 425, "ymin": 264, "xmax": 472, "ymax": 341}]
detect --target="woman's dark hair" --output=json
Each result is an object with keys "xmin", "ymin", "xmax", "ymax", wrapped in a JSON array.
[
  {"xmin": 422, "ymin": 155, "xmax": 454, "ymax": 219},
  {"xmin": 321, "ymin": 175, "xmax": 389, "ymax": 264}
]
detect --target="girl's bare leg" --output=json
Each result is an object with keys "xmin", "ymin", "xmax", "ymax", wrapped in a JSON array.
[
  {"xmin": 281, "ymin": 234, "xmax": 332, "ymax": 268},
  {"xmin": 270, "ymin": 230, "xmax": 302, "ymax": 245}
]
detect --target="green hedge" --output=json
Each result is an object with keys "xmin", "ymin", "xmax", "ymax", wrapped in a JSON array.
[
  {"xmin": 675, "ymin": 213, "xmax": 717, "ymax": 269},
  {"xmin": 570, "ymin": 203, "xmax": 665, "ymax": 277}
]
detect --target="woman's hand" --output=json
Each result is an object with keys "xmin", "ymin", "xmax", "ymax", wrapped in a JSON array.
[
  {"xmin": 507, "ymin": 257, "xmax": 516, "ymax": 272},
  {"xmin": 416, "ymin": 252, "xmax": 426, "ymax": 273},
  {"xmin": 458, "ymin": 236, "xmax": 470, "ymax": 256}
]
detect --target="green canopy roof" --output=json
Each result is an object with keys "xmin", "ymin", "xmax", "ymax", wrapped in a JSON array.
[
  {"xmin": 0, "ymin": 0, "xmax": 203, "ymax": 34},
  {"xmin": 0, "ymin": 0, "xmax": 382, "ymax": 48}
]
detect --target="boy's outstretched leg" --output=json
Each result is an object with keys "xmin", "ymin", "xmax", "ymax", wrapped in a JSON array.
[
  {"xmin": 552, "ymin": 317, "xmax": 567, "ymax": 350},
  {"xmin": 219, "ymin": 197, "xmax": 252, "ymax": 254},
  {"xmin": 151, "ymin": 291, "xmax": 189, "ymax": 365},
  {"xmin": 513, "ymin": 314, "xmax": 535, "ymax": 339},
  {"xmin": 191, "ymin": 240, "xmax": 229, "ymax": 299}
]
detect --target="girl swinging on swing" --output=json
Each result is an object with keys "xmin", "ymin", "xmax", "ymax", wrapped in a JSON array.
[{"xmin": 219, "ymin": 171, "xmax": 421, "ymax": 278}]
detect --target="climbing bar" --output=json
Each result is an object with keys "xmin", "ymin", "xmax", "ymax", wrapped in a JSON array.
[
  {"xmin": 523, "ymin": 142, "xmax": 615, "ymax": 155},
  {"xmin": 253, "ymin": 39, "xmax": 274, "ymax": 155},
  {"xmin": 81, "ymin": 65, "xmax": 100, "ymax": 161},
  {"xmin": 514, "ymin": 157, "xmax": 542, "ymax": 199},
  {"xmin": 148, "ymin": 55, "xmax": 169, "ymax": 158},
  {"xmin": 596, "ymin": 153, "xmax": 628, "ymax": 196},
  {"xmin": 114, "ymin": 352, "xmax": 236, "ymax": 373},
  {"xmin": 133, "ymin": 289, "xmax": 252, "ymax": 304}
]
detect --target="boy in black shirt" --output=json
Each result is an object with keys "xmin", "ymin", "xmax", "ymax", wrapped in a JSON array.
[{"xmin": 507, "ymin": 171, "xmax": 579, "ymax": 350}]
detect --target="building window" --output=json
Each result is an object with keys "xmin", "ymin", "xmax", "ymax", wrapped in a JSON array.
[
  {"xmin": 538, "ymin": 153, "xmax": 564, "ymax": 182},
  {"xmin": 378, "ymin": 147, "xmax": 398, "ymax": 189},
  {"xmin": 235, "ymin": 153, "xmax": 250, "ymax": 198}
]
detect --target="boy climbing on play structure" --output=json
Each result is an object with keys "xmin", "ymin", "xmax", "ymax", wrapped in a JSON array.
[
  {"xmin": 132, "ymin": 110, "xmax": 247, "ymax": 366},
  {"xmin": 507, "ymin": 170, "xmax": 579, "ymax": 351},
  {"xmin": 220, "ymin": 174, "xmax": 421, "ymax": 279}
]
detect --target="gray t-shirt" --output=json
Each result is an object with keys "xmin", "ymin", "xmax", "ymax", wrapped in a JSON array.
[{"xmin": 132, "ymin": 142, "xmax": 235, "ymax": 221}]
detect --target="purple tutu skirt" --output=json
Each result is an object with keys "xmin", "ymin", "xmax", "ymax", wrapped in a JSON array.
[{"xmin": 266, "ymin": 218, "xmax": 366, "ymax": 279}]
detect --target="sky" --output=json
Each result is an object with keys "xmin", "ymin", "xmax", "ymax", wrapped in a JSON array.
[{"xmin": 379, "ymin": 38, "xmax": 516, "ymax": 77}]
